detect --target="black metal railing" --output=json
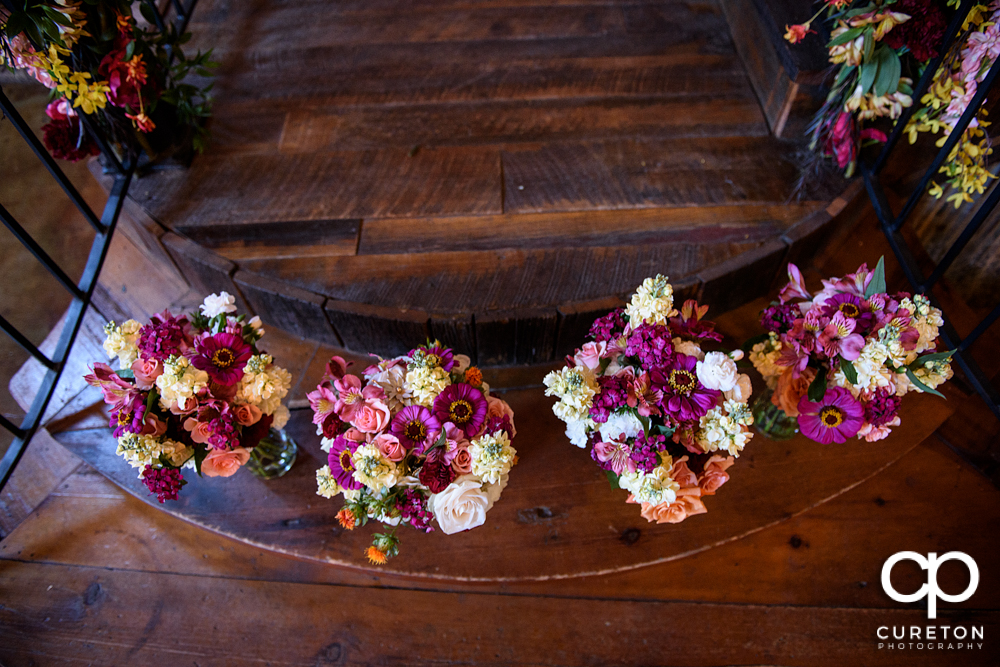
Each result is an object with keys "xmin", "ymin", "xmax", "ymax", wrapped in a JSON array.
[
  {"xmin": 861, "ymin": 0, "xmax": 1000, "ymax": 459},
  {"xmin": 0, "ymin": 0, "xmax": 199, "ymax": 492}
]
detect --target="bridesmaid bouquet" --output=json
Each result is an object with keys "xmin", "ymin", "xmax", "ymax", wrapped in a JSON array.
[
  {"xmin": 310, "ymin": 341, "xmax": 517, "ymax": 564},
  {"xmin": 545, "ymin": 276, "xmax": 753, "ymax": 525},
  {"xmin": 84, "ymin": 293, "xmax": 292, "ymax": 502},
  {"xmin": 748, "ymin": 259, "xmax": 953, "ymax": 444}
]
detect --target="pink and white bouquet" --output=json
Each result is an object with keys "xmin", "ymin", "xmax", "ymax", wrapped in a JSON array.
[
  {"xmin": 310, "ymin": 341, "xmax": 517, "ymax": 565},
  {"xmin": 84, "ymin": 292, "xmax": 292, "ymax": 501},
  {"xmin": 749, "ymin": 258, "xmax": 953, "ymax": 444},
  {"xmin": 544, "ymin": 276, "xmax": 753, "ymax": 525}
]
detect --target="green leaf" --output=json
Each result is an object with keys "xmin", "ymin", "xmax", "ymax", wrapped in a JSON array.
[
  {"xmin": 828, "ymin": 27, "xmax": 863, "ymax": 47},
  {"xmin": 637, "ymin": 414, "xmax": 652, "ymax": 437},
  {"xmin": 125, "ymin": 40, "xmax": 135, "ymax": 61},
  {"xmin": 741, "ymin": 331, "xmax": 769, "ymax": 353},
  {"xmin": 839, "ymin": 356, "xmax": 859, "ymax": 385},
  {"xmin": 845, "ymin": 4, "xmax": 876, "ymax": 18},
  {"xmin": 653, "ymin": 423, "xmax": 676, "ymax": 438},
  {"xmin": 116, "ymin": 368, "xmax": 135, "ymax": 380},
  {"xmin": 910, "ymin": 349, "xmax": 956, "ymax": 368},
  {"xmin": 605, "ymin": 470, "xmax": 621, "ymax": 490},
  {"xmin": 859, "ymin": 60, "xmax": 877, "ymax": 94},
  {"xmin": 863, "ymin": 26, "xmax": 875, "ymax": 61},
  {"xmin": 193, "ymin": 443, "xmax": 207, "ymax": 476},
  {"xmin": 807, "ymin": 368, "xmax": 828, "ymax": 402},
  {"xmin": 873, "ymin": 47, "xmax": 901, "ymax": 97},
  {"xmin": 865, "ymin": 256, "xmax": 887, "ymax": 297},
  {"xmin": 139, "ymin": 1, "xmax": 158, "ymax": 26},
  {"xmin": 41, "ymin": 6, "xmax": 74, "ymax": 27},
  {"xmin": 144, "ymin": 388, "xmax": 159, "ymax": 418},
  {"xmin": 904, "ymin": 367, "xmax": 946, "ymax": 399},
  {"xmin": 834, "ymin": 65, "xmax": 857, "ymax": 89}
]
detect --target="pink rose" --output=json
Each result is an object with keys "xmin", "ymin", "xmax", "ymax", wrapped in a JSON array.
[
  {"xmin": 354, "ymin": 399, "xmax": 391, "ymax": 434},
  {"xmin": 201, "ymin": 447, "xmax": 251, "ymax": 477},
  {"xmin": 451, "ymin": 447, "xmax": 473, "ymax": 475},
  {"xmin": 141, "ymin": 413, "xmax": 167, "ymax": 438},
  {"xmin": 131, "ymin": 357, "xmax": 163, "ymax": 390},
  {"xmin": 183, "ymin": 418, "xmax": 213, "ymax": 445},
  {"xmin": 669, "ymin": 456, "xmax": 698, "ymax": 488},
  {"xmin": 699, "ymin": 455, "xmax": 735, "ymax": 496},
  {"xmin": 234, "ymin": 404, "xmax": 262, "ymax": 426},
  {"xmin": 374, "ymin": 433, "xmax": 406, "ymax": 462},
  {"xmin": 857, "ymin": 416, "xmax": 900, "ymax": 442},
  {"xmin": 634, "ymin": 493, "xmax": 707, "ymax": 524},
  {"xmin": 485, "ymin": 396, "xmax": 516, "ymax": 438},
  {"xmin": 343, "ymin": 427, "xmax": 366, "ymax": 445},
  {"xmin": 573, "ymin": 341, "xmax": 607, "ymax": 370}
]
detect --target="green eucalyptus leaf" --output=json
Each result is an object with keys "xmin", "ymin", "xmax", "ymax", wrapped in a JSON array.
[
  {"xmin": 125, "ymin": 40, "xmax": 135, "ymax": 61},
  {"xmin": 863, "ymin": 26, "xmax": 875, "ymax": 61},
  {"xmin": 828, "ymin": 26, "xmax": 863, "ymax": 47},
  {"xmin": 865, "ymin": 256, "xmax": 887, "ymax": 297},
  {"xmin": 904, "ymin": 367, "xmax": 946, "ymax": 399},
  {"xmin": 605, "ymin": 470, "xmax": 621, "ymax": 490},
  {"xmin": 859, "ymin": 60, "xmax": 877, "ymax": 94},
  {"xmin": 116, "ymin": 368, "xmax": 135, "ymax": 380},
  {"xmin": 193, "ymin": 442, "xmax": 207, "ymax": 476},
  {"xmin": 911, "ymin": 349, "xmax": 956, "ymax": 368},
  {"xmin": 874, "ymin": 47, "xmax": 901, "ymax": 96}
]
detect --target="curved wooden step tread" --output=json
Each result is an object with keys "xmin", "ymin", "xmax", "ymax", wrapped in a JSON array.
[{"xmin": 53, "ymin": 386, "xmax": 951, "ymax": 582}]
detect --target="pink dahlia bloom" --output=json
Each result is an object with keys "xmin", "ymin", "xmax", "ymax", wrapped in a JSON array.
[
  {"xmin": 797, "ymin": 387, "xmax": 864, "ymax": 444},
  {"xmin": 191, "ymin": 332, "xmax": 252, "ymax": 386}
]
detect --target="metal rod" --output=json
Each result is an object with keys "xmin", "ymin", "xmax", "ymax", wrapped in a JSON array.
[
  {"xmin": 921, "ymin": 182, "xmax": 1000, "ymax": 292},
  {"xmin": 872, "ymin": 0, "xmax": 977, "ymax": 174},
  {"xmin": 0, "ymin": 314, "xmax": 57, "ymax": 371},
  {"xmin": 893, "ymin": 57, "xmax": 1000, "ymax": 231},
  {"xmin": 0, "ymin": 88, "xmax": 106, "ymax": 234},
  {"xmin": 170, "ymin": 0, "xmax": 185, "ymax": 19},
  {"xmin": 78, "ymin": 112, "xmax": 125, "ymax": 176},
  {"xmin": 0, "ymin": 203, "xmax": 85, "ymax": 299},
  {"xmin": 177, "ymin": 0, "xmax": 199, "ymax": 35},
  {"xmin": 960, "ymin": 301, "xmax": 1000, "ymax": 351},
  {"xmin": 0, "ymin": 413, "xmax": 24, "ymax": 438}
]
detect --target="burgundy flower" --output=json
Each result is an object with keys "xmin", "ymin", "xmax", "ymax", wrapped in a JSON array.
[
  {"xmin": 484, "ymin": 413, "xmax": 515, "ymax": 440},
  {"xmin": 390, "ymin": 405, "xmax": 441, "ymax": 452},
  {"xmin": 327, "ymin": 435, "xmax": 363, "ymax": 490},
  {"xmin": 864, "ymin": 388, "xmax": 902, "ymax": 428},
  {"xmin": 109, "ymin": 393, "xmax": 146, "ymax": 438},
  {"xmin": 321, "ymin": 412, "xmax": 346, "ymax": 439},
  {"xmin": 797, "ymin": 387, "xmax": 864, "ymax": 444},
  {"xmin": 589, "ymin": 307, "xmax": 628, "ymax": 343},
  {"xmin": 42, "ymin": 116, "xmax": 99, "ymax": 162},
  {"xmin": 760, "ymin": 303, "xmax": 800, "ymax": 333},
  {"xmin": 240, "ymin": 413, "xmax": 274, "ymax": 450},
  {"xmin": 432, "ymin": 383, "xmax": 488, "ymax": 439},
  {"xmin": 418, "ymin": 447, "xmax": 456, "ymax": 493},
  {"xmin": 651, "ymin": 353, "xmax": 721, "ymax": 423},
  {"xmin": 398, "ymin": 488, "xmax": 435, "ymax": 533},
  {"xmin": 669, "ymin": 300, "xmax": 723, "ymax": 342},
  {"xmin": 884, "ymin": 0, "xmax": 947, "ymax": 61},
  {"xmin": 141, "ymin": 465, "xmax": 185, "ymax": 503},
  {"xmin": 138, "ymin": 310, "xmax": 191, "ymax": 361},
  {"xmin": 191, "ymin": 332, "xmax": 253, "ymax": 386},
  {"xmin": 624, "ymin": 323, "xmax": 674, "ymax": 369}
]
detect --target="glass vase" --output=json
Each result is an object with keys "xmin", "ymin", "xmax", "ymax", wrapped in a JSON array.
[
  {"xmin": 247, "ymin": 428, "xmax": 298, "ymax": 479},
  {"xmin": 752, "ymin": 387, "xmax": 800, "ymax": 441}
]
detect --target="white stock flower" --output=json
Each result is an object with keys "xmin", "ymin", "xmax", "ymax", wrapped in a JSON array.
[
  {"xmin": 564, "ymin": 418, "xmax": 593, "ymax": 448},
  {"xmin": 696, "ymin": 351, "xmax": 739, "ymax": 392},
  {"xmin": 406, "ymin": 365, "xmax": 451, "ymax": 406},
  {"xmin": 156, "ymin": 355, "xmax": 209, "ymax": 412},
  {"xmin": 672, "ymin": 337, "xmax": 704, "ymax": 361},
  {"xmin": 469, "ymin": 431, "xmax": 516, "ymax": 484},
  {"xmin": 619, "ymin": 459, "xmax": 679, "ymax": 506},
  {"xmin": 316, "ymin": 465, "xmax": 342, "ymax": 499},
  {"xmin": 598, "ymin": 411, "xmax": 643, "ymax": 443},
  {"xmin": 351, "ymin": 444, "xmax": 399, "ymax": 493},
  {"xmin": 237, "ymin": 354, "xmax": 292, "ymax": 414},
  {"xmin": 696, "ymin": 402, "xmax": 752, "ymax": 457},
  {"xmin": 544, "ymin": 365, "xmax": 599, "ymax": 422},
  {"xmin": 625, "ymin": 275, "xmax": 678, "ymax": 326},
  {"xmin": 116, "ymin": 433, "xmax": 191, "ymax": 470},
  {"xmin": 103, "ymin": 319, "xmax": 141, "ymax": 368},
  {"xmin": 200, "ymin": 292, "xmax": 238, "ymax": 317},
  {"xmin": 271, "ymin": 404, "xmax": 290, "ymax": 431}
]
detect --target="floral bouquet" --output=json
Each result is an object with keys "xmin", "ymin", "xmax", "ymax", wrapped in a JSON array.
[
  {"xmin": 748, "ymin": 258, "xmax": 953, "ymax": 444},
  {"xmin": 1, "ymin": 1, "xmax": 215, "ymax": 162},
  {"xmin": 84, "ymin": 292, "xmax": 292, "ymax": 502},
  {"xmin": 544, "ymin": 276, "xmax": 753, "ymax": 525},
  {"xmin": 310, "ymin": 341, "xmax": 518, "ymax": 565}
]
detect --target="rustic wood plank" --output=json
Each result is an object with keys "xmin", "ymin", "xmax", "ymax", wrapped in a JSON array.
[
  {"xmin": 323, "ymin": 300, "xmax": 430, "ymax": 359},
  {"xmin": 233, "ymin": 270, "xmax": 341, "ymax": 347},
  {"xmin": 50, "ymin": 386, "xmax": 952, "ymax": 580},
  {"xmin": 502, "ymin": 137, "xmax": 801, "ymax": 213},
  {"xmin": 697, "ymin": 238, "xmax": 789, "ymax": 314},
  {"xmin": 0, "ymin": 430, "xmax": 80, "ymax": 539},
  {"xmin": 239, "ymin": 241, "xmax": 761, "ymax": 314},
  {"xmin": 555, "ymin": 295, "xmax": 626, "ymax": 359},
  {"xmin": 278, "ymin": 96, "xmax": 768, "ymax": 152},
  {"xmin": 179, "ymin": 219, "xmax": 360, "ymax": 261},
  {"xmin": 429, "ymin": 313, "xmax": 478, "ymax": 363},
  {"xmin": 476, "ymin": 308, "xmax": 559, "ymax": 366},
  {"xmin": 358, "ymin": 205, "xmax": 818, "ymax": 255},
  {"xmin": 159, "ymin": 233, "xmax": 252, "ymax": 312}
]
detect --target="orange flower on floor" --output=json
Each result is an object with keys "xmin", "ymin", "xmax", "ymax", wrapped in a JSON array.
[
  {"xmin": 336, "ymin": 508, "xmax": 356, "ymax": 530},
  {"xmin": 464, "ymin": 366, "xmax": 483, "ymax": 386},
  {"xmin": 127, "ymin": 112, "xmax": 155, "ymax": 133},
  {"xmin": 365, "ymin": 546, "xmax": 388, "ymax": 565},
  {"xmin": 784, "ymin": 23, "xmax": 815, "ymax": 44}
]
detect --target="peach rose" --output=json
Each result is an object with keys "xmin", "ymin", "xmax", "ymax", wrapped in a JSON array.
[
  {"xmin": 234, "ymin": 404, "xmax": 262, "ymax": 426},
  {"xmin": 374, "ymin": 433, "xmax": 406, "ymax": 462},
  {"xmin": 635, "ymin": 492, "xmax": 707, "ymax": 524},
  {"xmin": 343, "ymin": 427, "xmax": 366, "ymax": 445},
  {"xmin": 669, "ymin": 455, "xmax": 698, "ymax": 488},
  {"xmin": 485, "ymin": 396, "xmax": 516, "ymax": 438},
  {"xmin": 141, "ymin": 413, "xmax": 168, "ymax": 438},
  {"xmin": 131, "ymin": 357, "xmax": 163, "ymax": 390},
  {"xmin": 183, "ymin": 418, "xmax": 213, "ymax": 445},
  {"xmin": 201, "ymin": 447, "xmax": 250, "ymax": 477},
  {"xmin": 573, "ymin": 341, "xmax": 607, "ymax": 371},
  {"xmin": 354, "ymin": 399, "xmax": 391, "ymax": 434},
  {"xmin": 773, "ymin": 366, "xmax": 816, "ymax": 417},
  {"xmin": 699, "ymin": 454, "xmax": 735, "ymax": 496},
  {"xmin": 451, "ymin": 446, "xmax": 473, "ymax": 475},
  {"xmin": 857, "ymin": 416, "xmax": 900, "ymax": 442}
]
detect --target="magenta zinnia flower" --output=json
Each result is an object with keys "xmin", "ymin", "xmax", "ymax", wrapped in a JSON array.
[
  {"xmin": 821, "ymin": 293, "xmax": 874, "ymax": 334},
  {"xmin": 652, "ymin": 353, "xmax": 721, "ymax": 423},
  {"xmin": 390, "ymin": 405, "xmax": 442, "ymax": 452},
  {"xmin": 191, "ymin": 332, "xmax": 253, "ymax": 386},
  {"xmin": 327, "ymin": 435, "xmax": 363, "ymax": 490},
  {"xmin": 432, "ymin": 383, "xmax": 488, "ymax": 438},
  {"xmin": 797, "ymin": 387, "xmax": 864, "ymax": 444}
]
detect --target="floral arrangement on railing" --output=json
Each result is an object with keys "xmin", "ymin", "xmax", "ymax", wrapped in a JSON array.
[
  {"xmin": 84, "ymin": 293, "xmax": 292, "ymax": 502},
  {"xmin": 786, "ymin": 1, "xmax": 997, "ymax": 206},
  {"xmin": 544, "ymin": 276, "xmax": 752, "ymax": 525},
  {"xmin": 747, "ymin": 259, "xmax": 953, "ymax": 443},
  {"xmin": 311, "ymin": 342, "xmax": 518, "ymax": 565},
  {"xmin": 0, "ymin": 0, "xmax": 214, "ymax": 161}
]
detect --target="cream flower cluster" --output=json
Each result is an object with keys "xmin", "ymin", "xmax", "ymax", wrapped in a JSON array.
[
  {"xmin": 619, "ymin": 454, "xmax": 680, "ymax": 506},
  {"xmin": 543, "ymin": 365, "xmax": 598, "ymax": 422},
  {"xmin": 697, "ymin": 400, "xmax": 754, "ymax": 456},
  {"xmin": 625, "ymin": 274, "xmax": 678, "ymax": 326},
  {"xmin": 749, "ymin": 333, "xmax": 785, "ymax": 389},
  {"xmin": 237, "ymin": 354, "xmax": 292, "ymax": 416},
  {"xmin": 469, "ymin": 431, "xmax": 516, "ymax": 484},
  {"xmin": 351, "ymin": 444, "xmax": 399, "ymax": 493},
  {"xmin": 103, "ymin": 319, "xmax": 141, "ymax": 368},
  {"xmin": 116, "ymin": 433, "xmax": 192, "ymax": 470},
  {"xmin": 405, "ymin": 365, "xmax": 451, "ymax": 407},
  {"xmin": 156, "ymin": 355, "xmax": 209, "ymax": 412}
]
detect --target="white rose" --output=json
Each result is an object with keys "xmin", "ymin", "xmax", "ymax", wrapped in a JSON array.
[
  {"xmin": 724, "ymin": 373, "xmax": 753, "ymax": 403},
  {"xmin": 200, "ymin": 292, "xmax": 237, "ymax": 317},
  {"xmin": 696, "ymin": 351, "xmax": 739, "ymax": 392},
  {"xmin": 429, "ymin": 475, "xmax": 494, "ymax": 535},
  {"xmin": 452, "ymin": 354, "xmax": 472, "ymax": 375}
]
